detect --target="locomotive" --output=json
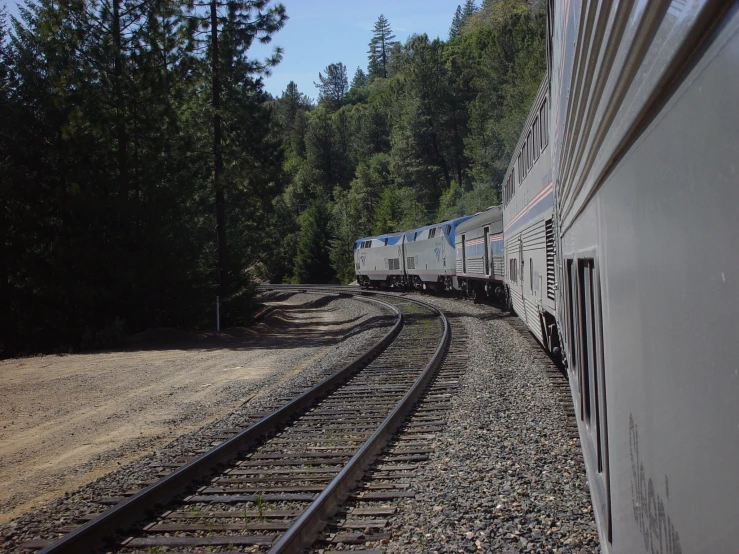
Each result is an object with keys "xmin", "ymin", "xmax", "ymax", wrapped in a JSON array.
[{"xmin": 355, "ymin": 1, "xmax": 739, "ymax": 551}]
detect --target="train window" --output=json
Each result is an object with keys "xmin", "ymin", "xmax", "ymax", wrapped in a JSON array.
[
  {"xmin": 517, "ymin": 153, "xmax": 522, "ymax": 184},
  {"xmin": 574, "ymin": 256, "xmax": 611, "ymax": 542},
  {"xmin": 577, "ymin": 263, "xmax": 592, "ymax": 423},
  {"xmin": 443, "ymin": 224, "xmax": 451, "ymax": 235},
  {"xmin": 540, "ymin": 99, "xmax": 548, "ymax": 150},
  {"xmin": 384, "ymin": 238, "xmax": 388, "ymax": 246},
  {"xmin": 565, "ymin": 258, "xmax": 576, "ymax": 376},
  {"xmin": 527, "ymin": 131, "xmax": 533, "ymax": 171},
  {"xmin": 533, "ymin": 117, "xmax": 540, "ymax": 161},
  {"xmin": 509, "ymin": 258, "xmax": 518, "ymax": 283},
  {"xmin": 428, "ymin": 228, "xmax": 436, "ymax": 239}
]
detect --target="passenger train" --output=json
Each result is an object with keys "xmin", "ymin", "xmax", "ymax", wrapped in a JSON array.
[{"xmin": 355, "ymin": 1, "xmax": 739, "ymax": 551}]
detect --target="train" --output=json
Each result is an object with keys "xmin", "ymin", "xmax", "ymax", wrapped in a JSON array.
[{"xmin": 355, "ymin": 1, "xmax": 739, "ymax": 552}]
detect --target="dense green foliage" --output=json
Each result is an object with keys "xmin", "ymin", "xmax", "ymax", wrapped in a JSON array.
[
  {"xmin": 1, "ymin": 0, "xmax": 545, "ymax": 356},
  {"xmin": 0, "ymin": 0, "xmax": 285, "ymax": 356},
  {"xmin": 269, "ymin": 0, "xmax": 546, "ymax": 285}
]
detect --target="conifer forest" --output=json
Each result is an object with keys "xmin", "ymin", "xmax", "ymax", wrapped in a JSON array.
[{"xmin": 1, "ymin": 0, "xmax": 546, "ymax": 356}]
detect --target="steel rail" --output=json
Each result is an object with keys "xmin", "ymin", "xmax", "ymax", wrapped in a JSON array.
[
  {"xmin": 268, "ymin": 293, "xmax": 450, "ymax": 553},
  {"xmin": 39, "ymin": 294, "xmax": 402, "ymax": 554}
]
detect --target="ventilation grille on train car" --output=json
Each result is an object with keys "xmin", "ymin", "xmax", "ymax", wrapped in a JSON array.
[
  {"xmin": 407, "ymin": 257, "xmax": 415, "ymax": 270},
  {"xmin": 546, "ymin": 219, "xmax": 556, "ymax": 300}
]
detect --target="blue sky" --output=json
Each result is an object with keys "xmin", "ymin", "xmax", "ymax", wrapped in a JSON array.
[
  {"xmin": 3, "ymin": 0, "xmax": 463, "ymax": 98},
  {"xmin": 251, "ymin": 0, "xmax": 462, "ymax": 98}
]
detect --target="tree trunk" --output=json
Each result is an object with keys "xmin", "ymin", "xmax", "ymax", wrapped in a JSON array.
[
  {"xmin": 211, "ymin": 0, "xmax": 229, "ymax": 322},
  {"xmin": 113, "ymin": 0, "xmax": 129, "ymax": 201}
]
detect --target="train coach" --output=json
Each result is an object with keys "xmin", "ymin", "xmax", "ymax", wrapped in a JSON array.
[
  {"xmin": 454, "ymin": 206, "xmax": 505, "ymax": 301},
  {"xmin": 501, "ymin": 75, "xmax": 559, "ymax": 353},
  {"xmin": 547, "ymin": 1, "xmax": 739, "ymax": 552}
]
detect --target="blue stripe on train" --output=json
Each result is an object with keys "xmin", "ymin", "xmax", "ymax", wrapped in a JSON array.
[{"xmin": 505, "ymin": 190, "xmax": 553, "ymax": 236}]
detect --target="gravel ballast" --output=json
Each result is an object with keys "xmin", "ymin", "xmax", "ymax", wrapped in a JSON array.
[
  {"xmin": 379, "ymin": 294, "xmax": 599, "ymax": 553},
  {"xmin": 1, "ymin": 291, "xmax": 600, "ymax": 553}
]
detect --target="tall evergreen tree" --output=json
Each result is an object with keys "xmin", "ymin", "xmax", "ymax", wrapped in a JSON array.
[
  {"xmin": 293, "ymin": 196, "xmax": 335, "ymax": 283},
  {"xmin": 462, "ymin": 0, "xmax": 478, "ymax": 20},
  {"xmin": 367, "ymin": 14, "xmax": 395, "ymax": 79},
  {"xmin": 277, "ymin": 80, "xmax": 311, "ymax": 132},
  {"xmin": 449, "ymin": 5, "xmax": 464, "ymax": 39},
  {"xmin": 314, "ymin": 62, "xmax": 348, "ymax": 108},
  {"xmin": 350, "ymin": 67, "xmax": 368, "ymax": 90},
  {"xmin": 187, "ymin": 0, "xmax": 286, "ymax": 322}
]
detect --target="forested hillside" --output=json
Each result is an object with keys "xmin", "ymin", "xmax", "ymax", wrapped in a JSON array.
[
  {"xmin": 269, "ymin": 0, "xmax": 546, "ymax": 284},
  {"xmin": 0, "ymin": 0, "xmax": 545, "ymax": 356}
]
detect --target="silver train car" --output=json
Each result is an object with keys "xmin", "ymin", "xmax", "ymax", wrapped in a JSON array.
[
  {"xmin": 404, "ymin": 216, "xmax": 472, "ymax": 291},
  {"xmin": 454, "ymin": 206, "xmax": 505, "ymax": 301},
  {"xmin": 354, "ymin": 231, "xmax": 405, "ymax": 288},
  {"xmin": 548, "ymin": 1, "xmax": 739, "ymax": 551},
  {"xmin": 502, "ymin": 76, "xmax": 559, "ymax": 352}
]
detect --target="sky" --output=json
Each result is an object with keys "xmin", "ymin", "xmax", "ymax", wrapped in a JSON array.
[
  {"xmin": 2, "ymin": 0, "xmax": 463, "ymax": 98},
  {"xmin": 251, "ymin": 0, "xmax": 465, "ymax": 98},
  {"xmin": 251, "ymin": 0, "xmax": 462, "ymax": 98}
]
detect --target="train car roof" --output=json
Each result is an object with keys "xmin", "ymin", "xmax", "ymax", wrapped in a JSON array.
[
  {"xmin": 455, "ymin": 206, "xmax": 503, "ymax": 235},
  {"xmin": 404, "ymin": 215, "xmax": 474, "ymax": 235},
  {"xmin": 354, "ymin": 230, "xmax": 405, "ymax": 250}
]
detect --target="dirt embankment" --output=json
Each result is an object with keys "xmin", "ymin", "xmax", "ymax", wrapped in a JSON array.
[{"xmin": 0, "ymin": 292, "xmax": 372, "ymax": 524}]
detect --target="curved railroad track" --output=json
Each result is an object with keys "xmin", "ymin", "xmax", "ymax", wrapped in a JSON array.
[{"xmin": 37, "ymin": 287, "xmax": 450, "ymax": 554}]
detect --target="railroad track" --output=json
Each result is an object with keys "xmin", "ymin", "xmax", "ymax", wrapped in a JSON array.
[{"xmin": 35, "ymin": 287, "xmax": 450, "ymax": 554}]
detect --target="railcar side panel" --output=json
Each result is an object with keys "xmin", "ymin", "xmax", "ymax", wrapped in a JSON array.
[
  {"xmin": 502, "ymin": 75, "xmax": 556, "ymax": 349},
  {"xmin": 553, "ymin": 2, "xmax": 739, "ymax": 552},
  {"xmin": 455, "ymin": 208, "xmax": 505, "ymax": 298},
  {"xmin": 355, "ymin": 233, "xmax": 405, "ymax": 286}
]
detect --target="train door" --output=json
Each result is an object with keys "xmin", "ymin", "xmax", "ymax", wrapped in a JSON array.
[
  {"xmin": 483, "ymin": 227, "xmax": 490, "ymax": 276},
  {"xmin": 519, "ymin": 237, "xmax": 527, "ymax": 323},
  {"xmin": 461, "ymin": 235, "xmax": 467, "ymax": 274},
  {"xmin": 440, "ymin": 227, "xmax": 446, "ymax": 270}
]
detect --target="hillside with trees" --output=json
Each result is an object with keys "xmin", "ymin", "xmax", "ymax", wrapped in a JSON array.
[
  {"xmin": 270, "ymin": 0, "xmax": 546, "ymax": 284},
  {"xmin": 0, "ymin": 0, "xmax": 545, "ymax": 356}
]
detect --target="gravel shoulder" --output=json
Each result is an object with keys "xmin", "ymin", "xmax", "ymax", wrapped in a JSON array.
[
  {"xmin": 383, "ymin": 294, "xmax": 599, "ymax": 553},
  {"xmin": 0, "ymin": 292, "xmax": 389, "ymax": 529}
]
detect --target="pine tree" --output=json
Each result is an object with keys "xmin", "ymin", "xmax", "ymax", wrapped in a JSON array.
[
  {"xmin": 462, "ymin": 0, "xmax": 478, "ymax": 20},
  {"xmin": 186, "ymin": 0, "xmax": 286, "ymax": 322},
  {"xmin": 293, "ymin": 196, "xmax": 335, "ymax": 284},
  {"xmin": 449, "ymin": 5, "xmax": 464, "ymax": 39},
  {"xmin": 350, "ymin": 67, "xmax": 368, "ymax": 90},
  {"xmin": 278, "ymin": 80, "xmax": 311, "ymax": 131},
  {"xmin": 314, "ymin": 62, "xmax": 348, "ymax": 108},
  {"xmin": 367, "ymin": 14, "xmax": 396, "ymax": 80}
]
